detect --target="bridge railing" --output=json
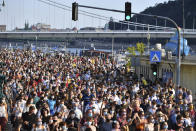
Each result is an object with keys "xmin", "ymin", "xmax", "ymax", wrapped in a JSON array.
[{"xmin": 1, "ymin": 29, "xmax": 196, "ymax": 33}]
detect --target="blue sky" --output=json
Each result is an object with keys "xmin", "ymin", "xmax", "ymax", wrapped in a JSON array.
[{"xmin": 0, "ymin": 0, "xmax": 169, "ymax": 30}]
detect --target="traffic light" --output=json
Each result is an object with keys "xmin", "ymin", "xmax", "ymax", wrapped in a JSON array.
[
  {"xmin": 125, "ymin": 2, "xmax": 131, "ymax": 21},
  {"xmin": 72, "ymin": 2, "xmax": 78, "ymax": 21},
  {"xmin": 151, "ymin": 64, "xmax": 158, "ymax": 76}
]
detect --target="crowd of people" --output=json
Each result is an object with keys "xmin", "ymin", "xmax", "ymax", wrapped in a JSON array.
[{"xmin": 0, "ymin": 49, "xmax": 195, "ymax": 131}]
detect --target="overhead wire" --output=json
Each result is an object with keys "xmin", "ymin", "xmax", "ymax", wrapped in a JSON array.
[
  {"xmin": 44, "ymin": 0, "xmax": 174, "ymax": 30},
  {"xmin": 38, "ymin": 0, "xmax": 110, "ymax": 21},
  {"xmin": 38, "ymin": 0, "xmax": 175, "ymax": 31}
]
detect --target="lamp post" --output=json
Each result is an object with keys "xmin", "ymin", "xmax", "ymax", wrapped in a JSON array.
[
  {"xmin": 35, "ymin": 36, "xmax": 37, "ymax": 47},
  {"xmin": 182, "ymin": 0, "xmax": 185, "ymax": 59},
  {"xmin": 193, "ymin": 16, "xmax": 195, "ymax": 31},
  {"xmin": 2, "ymin": 0, "xmax": 5, "ymax": 7},
  {"xmin": 135, "ymin": 17, "xmax": 137, "ymax": 30},
  {"xmin": 147, "ymin": 24, "xmax": 150, "ymax": 55},
  {"xmin": 0, "ymin": 0, "xmax": 5, "ymax": 12},
  {"xmin": 112, "ymin": 37, "xmax": 114, "ymax": 57}
]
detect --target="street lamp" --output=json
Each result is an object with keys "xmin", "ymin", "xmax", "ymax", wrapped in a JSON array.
[
  {"xmin": 147, "ymin": 24, "xmax": 150, "ymax": 55},
  {"xmin": 35, "ymin": 36, "xmax": 37, "ymax": 47},
  {"xmin": 182, "ymin": 0, "xmax": 185, "ymax": 59},
  {"xmin": 0, "ymin": 0, "xmax": 5, "ymax": 12},
  {"xmin": 2, "ymin": 0, "xmax": 5, "ymax": 7},
  {"xmin": 193, "ymin": 16, "xmax": 195, "ymax": 31}
]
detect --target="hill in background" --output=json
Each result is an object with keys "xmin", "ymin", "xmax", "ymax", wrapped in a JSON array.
[{"xmin": 131, "ymin": 0, "xmax": 196, "ymax": 29}]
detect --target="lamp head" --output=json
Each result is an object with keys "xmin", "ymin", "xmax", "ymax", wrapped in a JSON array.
[{"xmin": 2, "ymin": 0, "xmax": 5, "ymax": 7}]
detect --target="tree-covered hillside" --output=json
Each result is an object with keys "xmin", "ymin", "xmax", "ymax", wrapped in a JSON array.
[{"xmin": 131, "ymin": 0, "xmax": 196, "ymax": 29}]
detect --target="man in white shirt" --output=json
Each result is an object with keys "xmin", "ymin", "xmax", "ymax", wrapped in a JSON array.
[
  {"xmin": 85, "ymin": 98, "xmax": 99, "ymax": 113},
  {"xmin": 113, "ymin": 92, "xmax": 122, "ymax": 105},
  {"xmin": 132, "ymin": 83, "xmax": 140, "ymax": 95},
  {"xmin": 73, "ymin": 103, "xmax": 83, "ymax": 119},
  {"xmin": 17, "ymin": 96, "xmax": 27, "ymax": 113}
]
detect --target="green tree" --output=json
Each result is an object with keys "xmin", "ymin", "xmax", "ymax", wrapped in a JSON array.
[
  {"xmin": 126, "ymin": 46, "xmax": 136, "ymax": 67},
  {"xmin": 127, "ymin": 46, "xmax": 136, "ymax": 56},
  {"xmin": 136, "ymin": 42, "xmax": 146, "ymax": 55}
]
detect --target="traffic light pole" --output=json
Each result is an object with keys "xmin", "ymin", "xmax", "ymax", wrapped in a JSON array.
[
  {"xmin": 78, "ymin": 4, "xmax": 124, "ymax": 13},
  {"xmin": 76, "ymin": 3, "xmax": 181, "ymax": 87}
]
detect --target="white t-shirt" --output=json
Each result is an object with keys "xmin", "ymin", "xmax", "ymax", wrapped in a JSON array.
[
  {"xmin": 132, "ymin": 85, "xmax": 139, "ymax": 94},
  {"xmin": 97, "ymin": 102, "xmax": 104, "ymax": 110},
  {"xmin": 13, "ymin": 106, "xmax": 23, "ymax": 118},
  {"xmin": 186, "ymin": 95, "xmax": 192, "ymax": 104},
  {"xmin": 17, "ymin": 100, "xmax": 26, "ymax": 112},
  {"xmin": 113, "ymin": 95, "xmax": 121, "ymax": 105},
  {"xmin": 0, "ymin": 105, "xmax": 6, "ymax": 117},
  {"xmin": 184, "ymin": 118, "xmax": 192, "ymax": 127},
  {"xmin": 74, "ymin": 108, "xmax": 83, "ymax": 119}
]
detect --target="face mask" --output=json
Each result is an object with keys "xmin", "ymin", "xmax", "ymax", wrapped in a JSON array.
[
  {"xmin": 163, "ymin": 125, "xmax": 168, "ymax": 129},
  {"xmin": 87, "ymin": 121, "xmax": 92, "ymax": 126},
  {"xmin": 103, "ymin": 112, "xmax": 108, "ymax": 116},
  {"xmin": 151, "ymin": 119, "xmax": 155, "ymax": 123},
  {"xmin": 51, "ymin": 96, "xmax": 55, "ymax": 99},
  {"xmin": 92, "ymin": 108, "xmax": 96, "ymax": 112},
  {"xmin": 88, "ymin": 113, "xmax": 93, "ymax": 117},
  {"xmin": 62, "ymin": 126, "xmax": 68, "ymax": 130},
  {"xmin": 2, "ymin": 100, "xmax": 5, "ymax": 103},
  {"xmin": 71, "ymin": 114, "xmax": 75, "ymax": 118},
  {"xmin": 110, "ymin": 110, "xmax": 114, "ymax": 114},
  {"xmin": 159, "ymin": 117, "xmax": 164, "ymax": 122},
  {"xmin": 49, "ymin": 120, "xmax": 53, "ymax": 123},
  {"xmin": 37, "ymin": 121, "xmax": 42, "ymax": 126}
]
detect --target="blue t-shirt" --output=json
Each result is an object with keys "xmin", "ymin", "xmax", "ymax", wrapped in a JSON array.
[
  {"xmin": 82, "ymin": 94, "xmax": 94, "ymax": 106},
  {"xmin": 33, "ymin": 96, "xmax": 40, "ymax": 104},
  {"xmin": 48, "ymin": 99, "xmax": 56, "ymax": 110}
]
